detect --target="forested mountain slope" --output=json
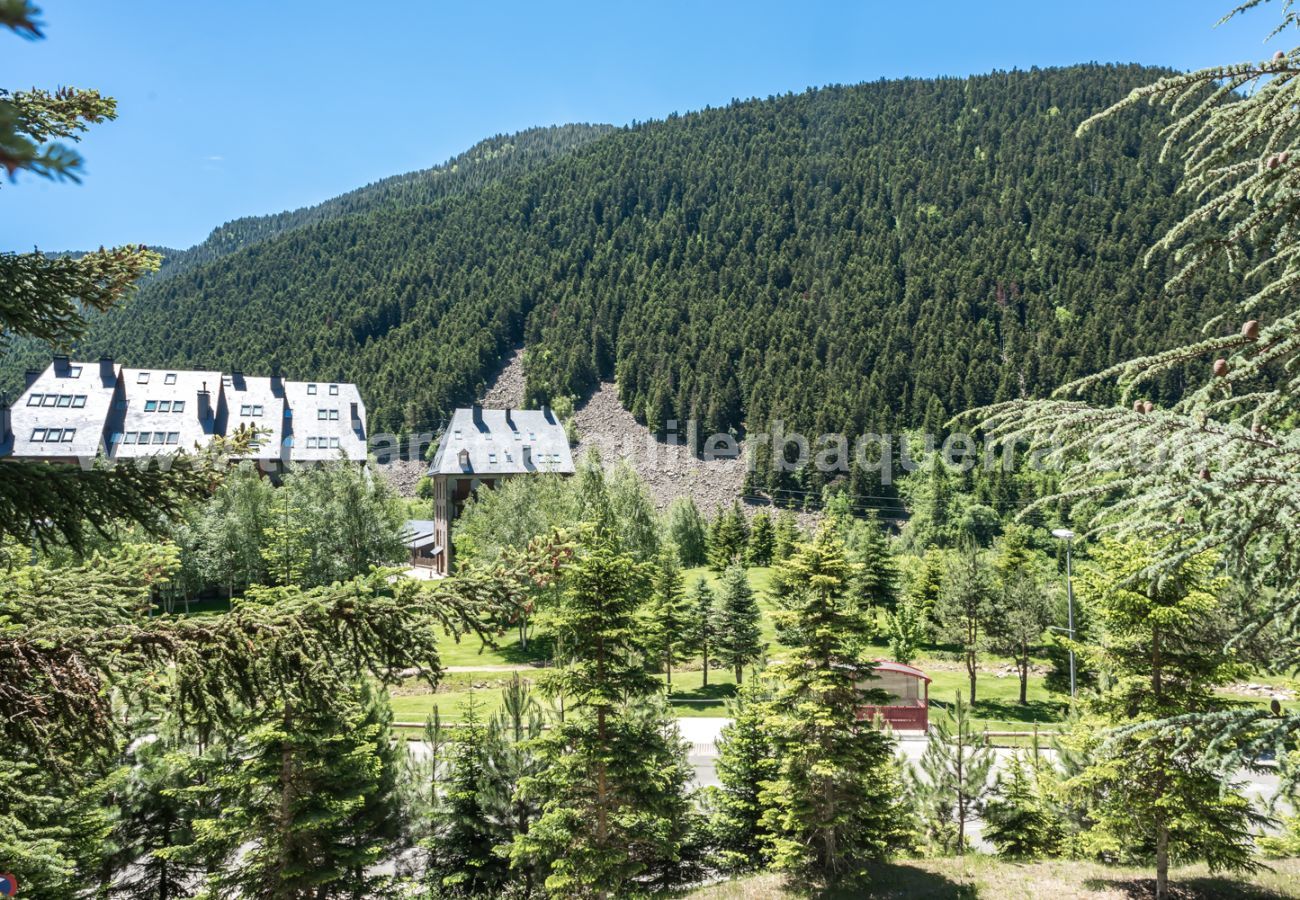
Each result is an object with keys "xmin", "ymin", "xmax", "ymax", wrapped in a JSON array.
[
  {"xmin": 64, "ymin": 65, "xmax": 1229, "ymax": 436},
  {"xmin": 0, "ymin": 124, "xmax": 613, "ymax": 394}
]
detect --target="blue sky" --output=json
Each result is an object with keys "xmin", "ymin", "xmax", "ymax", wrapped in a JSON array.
[{"xmin": 2, "ymin": 0, "xmax": 1286, "ymax": 252}]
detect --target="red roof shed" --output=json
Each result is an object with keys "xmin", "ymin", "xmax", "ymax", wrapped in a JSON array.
[{"xmin": 856, "ymin": 660, "xmax": 931, "ymax": 732}]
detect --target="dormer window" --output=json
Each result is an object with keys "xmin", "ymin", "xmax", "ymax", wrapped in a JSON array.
[{"xmin": 458, "ymin": 448, "xmax": 470, "ymax": 469}]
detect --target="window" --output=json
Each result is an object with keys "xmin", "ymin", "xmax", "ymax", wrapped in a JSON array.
[
  {"xmin": 488, "ymin": 452, "xmax": 498, "ymax": 464},
  {"xmin": 329, "ymin": 409, "xmax": 339, "ymax": 421},
  {"xmin": 26, "ymin": 394, "xmax": 41, "ymax": 406},
  {"xmin": 68, "ymin": 366, "xmax": 82, "ymax": 378},
  {"xmin": 123, "ymin": 432, "xmax": 137, "ymax": 444},
  {"xmin": 329, "ymin": 384, "xmax": 339, "ymax": 396},
  {"xmin": 164, "ymin": 373, "xmax": 177, "ymax": 385},
  {"xmin": 137, "ymin": 372, "xmax": 150, "ymax": 384},
  {"xmin": 252, "ymin": 404, "xmax": 263, "ymax": 416},
  {"xmin": 307, "ymin": 384, "xmax": 317, "ymax": 395},
  {"xmin": 317, "ymin": 409, "xmax": 327, "ymax": 420},
  {"xmin": 30, "ymin": 428, "xmax": 46, "ymax": 442},
  {"xmin": 145, "ymin": 400, "xmax": 158, "ymax": 412},
  {"xmin": 61, "ymin": 429, "xmax": 74, "ymax": 443},
  {"xmin": 71, "ymin": 395, "xmax": 86, "ymax": 409},
  {"xmin": 306, "ymin": 437, "xmax": 318, "ymax": 449},
  {"xmin": 329, "ymin": 436, "xmax": 340, "ymax": 448},
  {"xmin": 153, "ymin": 431, "xmax": 166, "ymax": 444},
  {"xmin": 41, "ymin": 395, "xmax": 56, "ymax": 407},
  {"xmin": 158, "ymin": 400, "xmax": 171, "ymax": 413},
  {"xmin": 173, "ymin": 400, "xmax": 185, "ymax": 413},
  {"xmin": 55, "ymin": 394, "xmax": 71, "ymax": 407},
  {"xmin": 111, "ymin": 432, "xmax": 123, "ymax": 444},
  {"xmin": 166, "ymin": 432, "xmax": 179, "ymax": 444},
  {"xmin": 44, "ymin": 429, "xmax": 61, "ymax": 442},
  {"xmin": 240, "ymin": 404, "xmax": 251, "ymax": 416}
]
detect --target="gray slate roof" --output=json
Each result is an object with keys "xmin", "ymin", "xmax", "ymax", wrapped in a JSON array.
[{"xmin": 429, "ymin": 407, "xmax": 574, "ymax": 477}]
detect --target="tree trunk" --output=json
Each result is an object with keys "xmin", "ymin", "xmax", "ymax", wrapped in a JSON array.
[
  {"xmin": 1155, "ymin": 815, "xmax": 1169, "ymax": 900},
  {"xmin": 666, "ymin": 655, "xmax": 672, "ymax": 690},
  {"xmin": 701, "ymin": 644, "xmax": 709, "ymax": 688},
  {"xmin": 1018, "ymin": 645, "xmax": 1029, "ymax": 705},
  {"xmin": 735, "ymin": 664, "xmax": 744, "ymax": 685},
  {"xmin": 967, "ymin": 651, "xmax": 977, "ymax": 704}
]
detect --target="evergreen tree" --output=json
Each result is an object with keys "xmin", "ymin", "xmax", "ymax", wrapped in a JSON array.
[
  {"xmin": 195, "ymin": 683, "xmax": 409, "ymax": 899},
  {"xmin": 910, "ymin": 693, "xmax": 995, "ymax": 855},
  {"xmin": 772, "ymin": 511, "xmax": 801, "ymax": 562},
  {"xmin": 935, "ymin": 548, "xmax": 999, "ymax": 703},
  {"xmin": 910, "ymin": 454, "xmax": 954, "ymax": 550},
  {"xmin": 685, "ymin": 577, "xmax": 718, "ymax": 689},
  {"xmin": 708, "ymin": 676, "xmax": 777, "ymax": 872},
  {"xmin": 982, "ymin": 750, "xmax": 1065, "ymax": 860},
  {"xmin": 479, "ymin": 676, "xmax": 546, "ymax": 894},
  {"xmin": 426, "ymin": 698, "xmax": 503, "ymax": 894},
  {"xmin": 665, "ymin": 497, "xmax": 709, "ymax": 568},
  {"xmin": 645, "ymin": 548, "xmax": 693, "ymax": 689},
  {"xmin": 1068, "ymin": 539, "xmax": 1267, "ymax": 899},
  {"xmin": 708, "ymin": 502, "xmax": 748, "ymax": 571},
  {"xmin": 746, "ymin": 511, "xmax": 775, "ymax": 566},
  {"xmin": 260, "ymin": 487, "xmax": 310, "ymax": 587},
  {"xmin": 908, "ymin": 547, "xmax": 946, "ymax": 627},
  {"xmin": 759, "ymin": 526, "xmax": 908, "ymax": 885},
  {"xmin": 511, "ymin": 535, "xmax": 695, "ymax": 898},
  {"xmin": 845, "ymin": 511, "xmax": 901, "ymax": 613},
  {"xmin": 714, "ymin": 564, "xmax": 764, "ymax": 685}
]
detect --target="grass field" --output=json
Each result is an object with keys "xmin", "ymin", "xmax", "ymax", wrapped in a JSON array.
[{"xmin": 683, "ymin": 858, "xmax": 1300, "ymax": 899}]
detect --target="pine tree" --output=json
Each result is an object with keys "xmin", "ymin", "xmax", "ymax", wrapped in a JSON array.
[
  {"xmin": 759, "ymin": 526, "xmax": 908, "ymax": 885},
  {"xmin": 260, "ymin": 487, "xmax": 310, "ymax": 587},
  {"xmin": 1068, "ymin": 538, "xmax": 1267, "ymax": 899},
  {"xmin": 982, "ymin": 751, "xmax": 1065, "ymax": 859},
  {"xmin": 479, "ymin": 676, "xmax": 546, "ymax": 894},
  {"xmin": 645, "ymin": 548, "xmax": 693, "ymax": 689},
  {"xmin": 746, "ymin": 511, "xmax": 775, "ymax": 566},
  {"xmin": 846, "ymin": 511, "xmax": 901, "ymax": 613},
  {"xmin": 685, "ymin": 577, "xmax": 718, "ymax": 688},
  {"xmin": 708, "ymin": 502, "xmax": 748, "ymax": 571},
  {"xmin": 911, "ymin": 693, "xmax": 995, "ymax": 855},
  {"xmin": 709, "ymin": 676, "xmax": 778, "ymax": 872},
  {"xmin": 511, "ymin": 535, "xmax": 696, "ymax": 898},
  {"xmin": 198, "ymin": 683, "xmax": 408, "ymax": 899},
  {"xmin": 715, "ymin": 564, "xmax": 764, "ymax": 685},
  {"xmin": 772, "ymin": 511, "xmax": 801, "ymax": 562},
  {"xmin": 426, "ymin": 698, "xmax": 504, "ymax": 894}
]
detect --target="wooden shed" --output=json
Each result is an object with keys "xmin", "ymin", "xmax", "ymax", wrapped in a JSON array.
[{"xmin": 856, "ymin": 660, "xmax": 931, "ymax": 732}]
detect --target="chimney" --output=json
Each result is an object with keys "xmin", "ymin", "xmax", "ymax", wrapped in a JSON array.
[
  {"xmin": 24, "ymin": 369, "xmax": 40, "ymax": 389},
  {"xmin": 270, "ymin": 367, "xmax": 284, "ymax": 396},
  {"xmin": 471, "ymin": 403, "xmax": 484, "ymax": 427},
  {"xmin": 197, "ymin": 385, "xmax": 212, "ymax": 422},
  {"xmin": 522, "ymin": 444, "xmax": 531, "ymax": 467},
  {"xmin": 505, "ymin": 409, "xmax": 515, "ymax": 431},
  {"xmin": 542, "ymin": 404, "xmax": 554, "ymax": 424},
  {"xmin": 52, "ymin": 354, "xmax": 70, "ymax": 377},
  {"xmin": 350, "ymin": 401, "xmax": 361, "ymax": 432},
  {"xmin": 99, "ymin": 355, "xmax": 114, "ymax": 383},
  {"xmin": 1, "ymin": 398, "xmax": 10, "ymax": 443}
]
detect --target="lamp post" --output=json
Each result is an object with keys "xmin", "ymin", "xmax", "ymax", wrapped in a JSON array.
[{"xmin": 1051, "ymin": 528, "xmax": 1077, "ymax": 700}]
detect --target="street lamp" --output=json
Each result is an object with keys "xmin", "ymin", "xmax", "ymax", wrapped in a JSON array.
[{"xmin": 1051, "ymin": 528, "xmax": 1077, "ymax": 701}]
